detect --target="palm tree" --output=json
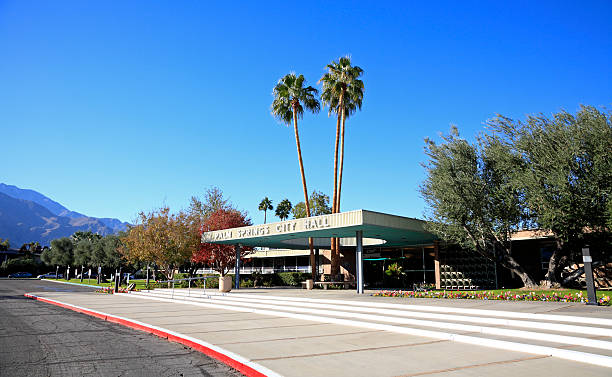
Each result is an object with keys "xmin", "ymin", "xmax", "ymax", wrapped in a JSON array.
[
  {"xmin": 275, "ymin": 199, "xmax": 292, "ymax": 221},
  {"xmin": 271, "ymin": 73, "xmax": 320, "ymax": 280},
  {"xmin": 319, "ymin": 56, "xmax": 364, "ymax": 275},
  {"xmin": 258, "ymin": 197, "xmax": 274, "ymax": 224},
  {"xmin": 271, "ymin": 73, "xmax": 320, "ymax": 217}
]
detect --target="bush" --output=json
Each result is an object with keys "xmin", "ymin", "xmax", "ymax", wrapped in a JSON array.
[
  {"xmin": 0, "ymin": 258, "xmax": 42, "ymax": 276},
  {"xmin": 277, "ymin": 272, "xmax": 310, "ymax": 286},
  {"xmin": 159, "ymin": 272, "xmax": 312, "ymax": 290}
]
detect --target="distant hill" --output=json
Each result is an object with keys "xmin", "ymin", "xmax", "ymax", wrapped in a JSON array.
[{"xmin": 0, "ymin": 183, "xmax": 130, "ymax": 246}]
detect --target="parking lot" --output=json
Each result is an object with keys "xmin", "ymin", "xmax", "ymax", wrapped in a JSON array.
[{"xmin": 0, "ymin": 279, "xmax": 241, "ymax": 377}]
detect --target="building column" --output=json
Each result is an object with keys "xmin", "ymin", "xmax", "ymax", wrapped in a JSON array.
[
  {"xmin": 356, "ymin": 230, "xmax": 364, "ymax": 294},
  {"xmin": 234, "ymin": 244, "xmax": 241, "ymax": 290},
  {"xmin": 434, "ymin": 240, "xmax": 441, "ymax": 290},
  {"xmin": 315, "ymin": 248, "xmax": 320, "ymax": 280}
]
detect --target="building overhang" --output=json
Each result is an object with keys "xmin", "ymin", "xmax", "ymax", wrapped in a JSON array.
[{"xmin": 201, "ymin": 209, "xmax": 436, "ymax": 249}]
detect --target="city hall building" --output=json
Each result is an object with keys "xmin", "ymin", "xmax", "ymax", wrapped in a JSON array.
[{"xmin": 201, "ymin": 209, "xmax": 500, "ymax": 293}]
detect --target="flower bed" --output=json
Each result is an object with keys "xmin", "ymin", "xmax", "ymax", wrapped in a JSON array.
[
  {"xmin": 372, "ymin": 290, "xmax": 611, "ymax": 306},
  {"xmin": 95, "ymin": 287, "xmax": 130, "ymax": 294}
]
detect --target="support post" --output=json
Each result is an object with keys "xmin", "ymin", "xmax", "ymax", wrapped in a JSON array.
[
  {"xmin": 356, "ymin": 230, "xmax": 364, "ymax": 294},
  {"xmin": 434, "ymin": 241, "xmax": 441, "ymax": 290},
  {"xmin": 315, "ymin": 248, "xmax": 320, "ymax": 280},
  {"xmin": 114, "ymin": 269, "xmax": 119, "ymax": 293},
  {"xmin": 421, "ymin": 246, "xmax": 426, "ymax": 284},
  {"xmin": 582, "ymin": 246, "xmax": 597, "ymax": 305},
  {"xmin": 234, "ymin": 245, "xmax": 241, "ymax": 290}
]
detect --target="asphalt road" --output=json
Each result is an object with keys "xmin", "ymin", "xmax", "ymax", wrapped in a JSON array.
[{"xmin": 0, "ymin": 279, "xmax": 242, "ymax": 377}]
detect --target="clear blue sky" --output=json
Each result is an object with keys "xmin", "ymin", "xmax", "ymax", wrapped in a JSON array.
[{"xmin": 1, "ymin": 1, "xmax": 611, "ymax": 224}]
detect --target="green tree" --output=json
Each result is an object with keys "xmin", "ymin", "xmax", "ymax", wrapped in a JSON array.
[
  {"xmin": 319, "ymin": 56, "xmax": 364, "ymax": 274},
  {"xmin": 90, "ymin": 237, "xmax": 108, "ymax": 283},
  {"xmin": 292, "ymin": 202, "xmax": 307, "ymax": 219},
  {"xmin": 489, "ymin": 105, "xmax": 612, "ymax": 286},
  {"xmin": 189, "ymin": 186, "xmax": 234, "ymax": 224},
  {"xmin": 258, "ymin": 197, "xmax": 274, "ymax": 224},
  {"xmin": 275, "ymin": 199, "xmax": 292, "ymax": 221},
  {"xmin": 73, "ymin": 239, "xmax": 93, "ymax": 282},
  {"xmin": 71, "ymin": 231, "xmax": 102, "ymax": 244},
  {"xmin": 293, "ymin": 191, "xmax": 331, "ymax": 218},
  {"xmin": 49, "ymin": 237, "xmax": 74, "ymax": 280},
  {"xmin": 421, "ymin": 127, "xmax": 537, "ymax": 288},
  {"xmin": 0, "ymin": 238, "xmax": 9, "ymax": 251}
]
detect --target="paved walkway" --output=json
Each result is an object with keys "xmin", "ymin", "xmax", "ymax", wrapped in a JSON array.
[{"xmin": 25, "ymin": 285, "xmax": 612, "ymax": 377}]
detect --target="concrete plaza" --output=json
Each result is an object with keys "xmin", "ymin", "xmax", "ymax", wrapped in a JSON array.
[{"xmin": 26, "ymin": 284, "xmax": 612, "ymax": 377}]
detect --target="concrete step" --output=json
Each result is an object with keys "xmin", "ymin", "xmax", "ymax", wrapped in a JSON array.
[{"xmin": 128, "ymin": 289, "xmax": 612, "ymax": 367}]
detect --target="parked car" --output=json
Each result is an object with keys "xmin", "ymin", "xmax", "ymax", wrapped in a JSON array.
[
  {"xmin": 8, "ymin": 272, "xmax": 32, "ymax": 278},
  {"xmin": 37, "ymin": 272, "xmax": 63, "ymax": 278}
]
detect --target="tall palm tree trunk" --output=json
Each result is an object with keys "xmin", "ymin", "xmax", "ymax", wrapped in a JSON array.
[
  {"xmin": 336, "ymin": 105, "xmax": 347, "ymax": 213},
  {"xmin": 332, "ymin": 94, "xmax": 342, "ymax": 214},
  {"xmin": 292, "ymin": 106, "xmax": 311, "ymax": 217},
  {"xmin": 264, "ymin": 210, "xmax": 267, "ymax": 224},
  {"xmin": 330, "ymin": 92, "xmax": 344, "ymax": 275},
  {"xmin": 292, "ymin": 106, "xmax": 316, "ymax": 280}
]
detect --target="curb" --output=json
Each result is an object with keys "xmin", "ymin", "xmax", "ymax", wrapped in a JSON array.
[{"xmin": 23, "ymin": 293, "xmax": 280, "ymax": 377}]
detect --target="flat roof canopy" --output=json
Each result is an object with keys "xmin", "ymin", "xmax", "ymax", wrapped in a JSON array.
[{"xmin": 201, "ymin": 209, "xmax": 436, "ymax": 249}]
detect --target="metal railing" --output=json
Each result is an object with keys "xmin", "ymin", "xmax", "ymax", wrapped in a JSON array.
[
  {"xmin": 152, "ymin": 275, "xmax": 219, "ymax": 299},
  {"xmin": 196, "ymin": 266, "xmax": 320, "ymax": 275}
]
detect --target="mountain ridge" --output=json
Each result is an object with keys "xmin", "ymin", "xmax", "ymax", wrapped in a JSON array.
[{"xmin": 0, "ymin": 183, "xmax": 129, "ymax": 246}]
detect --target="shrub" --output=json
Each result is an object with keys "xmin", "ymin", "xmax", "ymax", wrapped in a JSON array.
[
  {"xmin": 277, "ymin": 272, "xmax": 310, "ymax": 286},
  {"xmin": 0, "ymin": 258, "xmax": 41, "ymax": 276}
]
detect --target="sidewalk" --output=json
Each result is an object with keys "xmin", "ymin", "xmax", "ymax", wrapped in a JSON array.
[{"xmin": 25, "ymin": 286, "xmax": 612, "ymax": 377}]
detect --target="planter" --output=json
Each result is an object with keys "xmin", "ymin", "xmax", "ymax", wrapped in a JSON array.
[
  {"xmin": 305, "ymin": 279, "xmax": 314, "ymax": 290},
  {"xmin": 219, "ymin": 275, "xmax": 232, "ymax": 292}
]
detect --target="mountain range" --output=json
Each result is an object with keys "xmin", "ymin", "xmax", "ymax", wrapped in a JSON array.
[{"xmin": 0, "ymin": 183, "xmax": 129, "ymax": 247}]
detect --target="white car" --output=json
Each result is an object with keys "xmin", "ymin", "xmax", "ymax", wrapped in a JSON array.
[{"xmin": 37, "ymin": 273, "xmax": 63, "ymax": 278}]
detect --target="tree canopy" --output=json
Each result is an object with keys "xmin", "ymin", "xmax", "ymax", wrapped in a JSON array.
[
  {"xmin": 258, "ymin": 197, "xmax": 273, "ymax": 224},
  {"xmin": 275, "ymin": 199, "xmax": 292, "ymax": 221},
  {"xmin": 193, "ymin": 208, "xmax": 252, "ymax": 276},
  {"xmin": 121, "ymin": 207, "xmax": 197, "ymax": 280},
  {"xmin": 293, "ymin": 191, "xmax": 332, "ymax": 219},
  {"xmin": 421, "ymin": 127, "xmax": 536, "ymax": 287},
  {"xmin": 422, "ymin": 106, "xmax": 612, "ymax": 288},
  {"xmin": 488, "ymin": 105, "xmax": 612, "ymax": 285}
]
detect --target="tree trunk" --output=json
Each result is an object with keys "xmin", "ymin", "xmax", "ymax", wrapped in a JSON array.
[
  {"xmin": 292, "ymin": 105, "xmax": 311, "ymax": 217},
  {"xmin": 336, "ymin": 103, "xmax": 347, "ymax": 214},
  {"xmin": 330, "ymin": 92, "xmax": 344, "ymax": 276},
  {"xmin": 499, "ymin": 252, "xmax": 538, "ymax": 288},
  {"xmin": 292, "ymin": 105, "xmax": 315, "ymax": 279},
  {"xmin": 562, "ymin": 261, "xmax": 602, "ymax": 286},
  {"xmin": 332, "ymin": 93, "xmax": 343, "ymax": 214},
  {"xmin": 80, "ymin": 265, "xmax": 84, "ymax": 282},
  {"xmin": 264, "ymin": 210, "xmax": 267, "ymax": 224},
  {"xmin": 543, "ymin": 239, "xmax": 564, "ymax": 288},
  {"xmin": 146, "ymin": 263, "xmax": 150, "ymax": 287}
]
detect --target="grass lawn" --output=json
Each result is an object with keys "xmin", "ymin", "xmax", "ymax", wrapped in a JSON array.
[{"xmin": 44, "ymin": 278, "xmax": 152, "ymax": 290}]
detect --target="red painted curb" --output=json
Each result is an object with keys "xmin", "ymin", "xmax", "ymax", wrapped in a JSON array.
[{"xmin": 24, "ymin": 293, "xmax": 268, "ymax": 377}]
